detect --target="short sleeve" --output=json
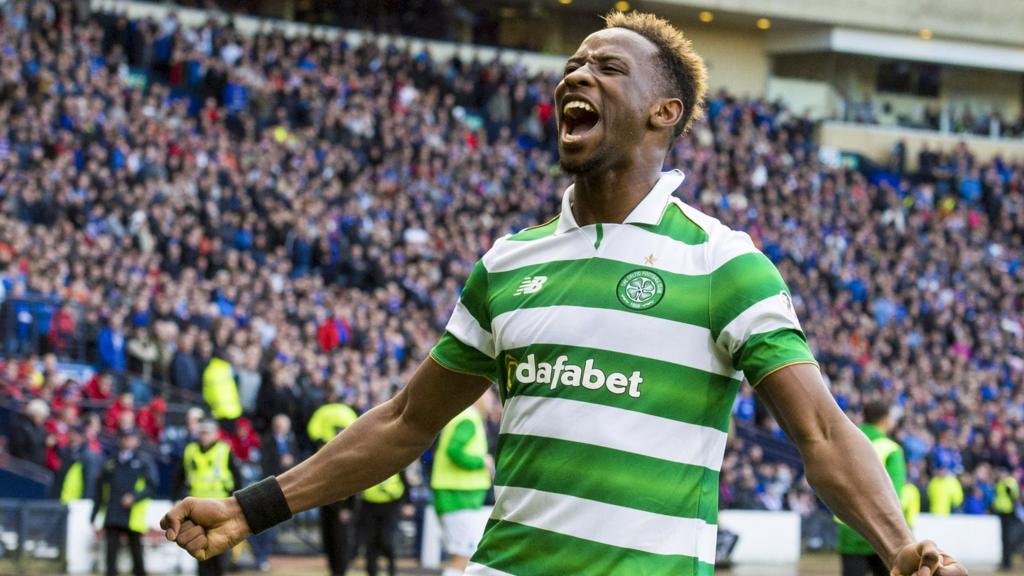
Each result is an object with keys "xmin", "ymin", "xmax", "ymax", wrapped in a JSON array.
[
  {"xmin": 709, "ymin": 231, "xmax": 817, "ymax": 386},
  {"xmin": 430, "ymin": 260, "xmax": 498, "ymax": 382}
]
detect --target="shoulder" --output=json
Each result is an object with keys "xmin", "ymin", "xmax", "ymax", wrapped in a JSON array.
[
  {"xmin": 481, "ymin": 216, "xmax": 560, "ymax": 272},
  {"xmin": 505, "ymin": 216, "xmax": 560, "ymax": 243},
  {"xmin": 668, "ymin": 199, "xmax": 761, "ymax": 270}
]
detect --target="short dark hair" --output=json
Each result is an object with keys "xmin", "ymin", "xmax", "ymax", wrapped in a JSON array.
[
  {"xmin": 603, "ymin": 11, "xmax": 708, "ymax": 138},
  {"xmin": 863, "ymin": 400, "xmax": 891, "ymax": 425}
]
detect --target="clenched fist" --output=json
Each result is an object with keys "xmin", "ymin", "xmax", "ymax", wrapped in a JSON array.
[
  {"xmin": 160, "ymin": 497, "xmax": 251, "ymax": 561},
  {"xmin": 890, "ymin": 540, "xmax": 967, "ymax": 576}
]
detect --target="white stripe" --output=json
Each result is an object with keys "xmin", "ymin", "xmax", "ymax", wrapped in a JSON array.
[
  {"xmin": 484, "ymin": 223, "xmax": 757, "ymax": 277},
  {"xmin": 491, "ymin": 485, "xmax": 718, "ymax": 564},
  {"xmin": 491, "ymin": 305, "xmax": 740, "ymax": 378},
  {"xmin": 716, "ymin": 293, "xmax": 803, "ymax": 357},
  {"xmin": 465, "ymin": 563, "xmax": 516, "ymax": 576},
  {"xmin": 446, "ymin": 300, "xmax": 496, "ymax": 358},
  {"xmin": 500, "ymin": 395, "xmax": 728, "ymax": 472}
]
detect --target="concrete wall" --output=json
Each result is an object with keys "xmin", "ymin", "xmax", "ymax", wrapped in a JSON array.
[
  {"xmin": 685, "ymin": 26, "xmax": 769, "ymax": 97},
  {"xmin": 819, "ymin": 121, "xmax": 1024, "ymax": 168}
]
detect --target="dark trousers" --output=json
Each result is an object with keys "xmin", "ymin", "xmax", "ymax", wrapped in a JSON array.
[
  {"xmin": 197, "ymin": 554, "xmax": 227, "ymax": 576},
  {"xmin": 1000, "ymin": 512, "xmax": 1023, "ymax": 569},
  {"xmin": 841, "ymin": 553, "xmax": 888, "ymax": 576},
  {"xmin": 105, "ymin": 527, "xmax": 145, "ymax": 576},
  {"xmin": 320, "ymin": 504, "xmax": 351, "ymax": 576},
  {"xmin": 360, "ymin": 502, "xmax": 400, "ymax": 576}
]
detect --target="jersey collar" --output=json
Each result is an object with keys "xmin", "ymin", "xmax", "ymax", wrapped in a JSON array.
[{"xmin": 555, "ymin": 170, "xmax": 686, "ymax": 235}]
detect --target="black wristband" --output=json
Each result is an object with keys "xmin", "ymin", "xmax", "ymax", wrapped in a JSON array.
[{"xmin": 234, "ymin": 476, "xmax": 293, "ymax": 535}]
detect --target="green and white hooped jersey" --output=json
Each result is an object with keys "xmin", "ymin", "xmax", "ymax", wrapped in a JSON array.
[{"xmin": 430, "ymin": 170, "xmax": 817, "ymax": 575}]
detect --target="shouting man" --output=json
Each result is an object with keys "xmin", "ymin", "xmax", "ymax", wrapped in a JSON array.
[{"xmin": 162, "ymin": 12, "xmax": 966, "ymax": 576}]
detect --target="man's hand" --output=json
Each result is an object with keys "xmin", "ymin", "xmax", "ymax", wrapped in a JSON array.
[
  {"xmin": 890, "ymin": 540, "xmax": 967, "ymax": 576},
  {"xmin": 121, "ymin": 494, "xmax": 134, "ymax": 508},
  {"xmin": 160, "ymin": 497, "xmax": 251, "ymax": 561}
]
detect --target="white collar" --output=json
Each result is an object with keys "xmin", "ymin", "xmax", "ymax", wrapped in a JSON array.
[{"xmin": 554, "ymin": 170, "xmax": 685, "ymax": 235}]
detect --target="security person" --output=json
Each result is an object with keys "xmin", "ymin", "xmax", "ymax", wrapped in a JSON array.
[
  {"xmin": 901, "ymin": 481, "xmax": 922, "ymax": 532},
  {"xmin": 994, "ymin": 467, "xmax": 1021, "ymax": 570},
  {"xmin": 431, "ymin": 394, "xmax": 492, "ymax": 576},
  {"xmin": 927, "ymin": 466, "xmax": 964, "ymax": 515},
  {"xmin": 837, "ymin": 401, "xmax": 911, "ymax": 576},
  {"xmin": 202, "ymin": 348, "xmax": 242, "ymax": 426},
  {"xmin": 55, "ymin": 425, "xmax": 97, "ymax": 503},
  {"xmin": 172, "ymin": 419, "xmax": 241, "ymax": 576},
  {"xmin": 359, "ymin": 472, "xmax": 413, "ymax": 576},
  {"xmin": 92, "ymin": 429, "xmax": 157, "ymax": 576},
  {"xmin": 308, "ymin": 391, "xmax": 359, "ymax": 576}
]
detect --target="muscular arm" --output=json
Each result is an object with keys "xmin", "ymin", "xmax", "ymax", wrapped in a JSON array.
[
  {"xmin": 277, "ymin": 357, "xmax": 490, "ymax": 512},
  {"xmin": 755, "ymin": 363, "xmax": 912, "ymax": 566},
  {"xmin": 162, "ymin": 357, "xmax": 491, "ymax": 559}
]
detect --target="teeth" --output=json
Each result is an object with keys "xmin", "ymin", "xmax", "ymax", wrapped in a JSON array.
[{"xmin": 563, "ymin": 100, "xmax": 596, "ymax": 116}]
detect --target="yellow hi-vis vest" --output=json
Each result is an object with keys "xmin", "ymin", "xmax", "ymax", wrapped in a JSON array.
[
  {"xmin": 61, "ymin": 461, "xmax": 84, "ymax": 504},
  {"xmin": 994, "ymin": 476, "xmax": 1020, "ymax": 514},
  {"xmin": 183, "ymin": 441, "xmax": 235, "ymax": 498},
  {"xmin": 431, "ymin": 407, "xmax": 490, "ymax": 491},
  {"xmin": 901, "ymin": 483, "xmax": 921, "ymax": 528},
  {"xmin": 363, "ymin": 474, "xmax": 405, "ymax": 504},
  {"xmin": 203, "ymin": 357, "xmax": 242, "ymax": 420},
  {"xmin": 128, "ymin": 476, "xmax": 150, "ymax": 534},
  {"xmin": 307, "ymin": 403, "xmax": 359, "ymax": 445},
  {"xmin": 99, "ymin": 475, "xmax": 150, "ymax": 534}
]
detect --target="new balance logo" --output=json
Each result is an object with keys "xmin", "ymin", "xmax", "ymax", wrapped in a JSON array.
[{"xmin": 514, "ymin": 276, "xmax": 548, "ymax": 296}]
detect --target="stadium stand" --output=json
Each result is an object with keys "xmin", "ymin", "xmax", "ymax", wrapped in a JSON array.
[{"xmin": 0, "ymin": 0, "xmax": 1022, "ymax": 566}]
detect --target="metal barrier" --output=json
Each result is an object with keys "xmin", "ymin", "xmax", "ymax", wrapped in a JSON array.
[{"xmin": 0, "ymin": 498, "xmax": 67, "ymax": 573}]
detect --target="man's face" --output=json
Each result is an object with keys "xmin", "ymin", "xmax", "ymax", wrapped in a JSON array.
[
  {"xmin": 555, "ymin": 28, "xmax": 661, "ymax": 175},
  {"xmin": 120, "ymin": 435, "xmax": 139, "ymax": 452},
  {"xmin": 200, "ymin": 429, "xmax": 218, "ymax": 448}
]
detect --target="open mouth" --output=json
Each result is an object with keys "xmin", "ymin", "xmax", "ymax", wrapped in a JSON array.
[{"xmin": 561, "ymin": 99, "xmax": 601, "ymax": 144}]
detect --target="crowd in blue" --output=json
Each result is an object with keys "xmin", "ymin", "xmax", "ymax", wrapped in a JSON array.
[{"xmin": 0, "ymin": 1, "xmax": 1022, "ymax": 529}]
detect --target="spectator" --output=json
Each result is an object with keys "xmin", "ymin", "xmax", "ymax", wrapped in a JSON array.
[
  {"xmin": 235, "ymin": 345, "xmax": 262, "ymax": 416},
  {"xmin": 92, "ymin": 430, "xmax": 157, "ymax": 576},
  {"xmin": 202, "ymin": 348, "xmax": 242, "ymax": 426},
  {"xmin": 252, "ymin": 414, "xmax": 299, "ymax": 572},
  {"xmin": 97, "ymin": 315, "xmax": 127, "ymax": 374},
  {"xmin": 8, "ymin": 399, "xmax": 51, "ymax": 467},
  {"xmin": 127, "ymin": 326, "xmax": 160, "ymax": 383},
  {"xmin": 54, "ymin": 425, "xmax": 99, "ymax": 503},
  {"xmin": 169, "ymin": 333, "xmax": 201, "ymax": 394},
  {"xmin": 136, "ymin": 397, "xmax": 167, "ymax": 443},
  {"xmin": 927, "ymin": 467, "xmax": 964, "ymax": 515}
]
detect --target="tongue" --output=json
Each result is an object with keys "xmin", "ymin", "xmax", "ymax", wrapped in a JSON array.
[{"xmin": 570, "ymin": 113, "xmax": 598, "ymax": 135}]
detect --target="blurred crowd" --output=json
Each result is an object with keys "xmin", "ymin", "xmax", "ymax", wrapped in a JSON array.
[{"xmin": 1, "ymin": 0, "xmax": 1023, "ymax": 533}]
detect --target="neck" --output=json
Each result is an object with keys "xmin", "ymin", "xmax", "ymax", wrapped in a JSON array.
[{"xmin": 571, "ymin": 163, "xmax": 662, "ymax": 226}]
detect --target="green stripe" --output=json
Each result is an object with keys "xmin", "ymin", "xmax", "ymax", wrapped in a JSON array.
[
  {"xmin": 488, "ymin": 258, "xmax": 711, "ymax": 328},
  {"xmin": 735, "ymin": 328, "xmax": 816, "ymax": 386},
  {"xmin": 461, "ymin": 260, "xmax": 492, "ymax": 331},
  {"xmin": 507, "ymin": 217, "xmax": 560, "ymax": 242},
  {"xmin": 473, "ymin": 519, "xmax": 712, "ymax": 575},
  {"xmin": 709, "ymin": 252, "xmax": 789, "ymax": 339},
  {"xmin": 632, "ymin": 202, "xmax": 709, "ymax": 245},
  {"xmin": 495, "ymin": 434, "xmax": 719, "ymax": 523},
  {"xmin": 502, "ymin": 344, "xmax": 740, "ymax": 432},
  {"xmin": 430, "ymin": 332, "xmax": 497, "ymax": 382}
]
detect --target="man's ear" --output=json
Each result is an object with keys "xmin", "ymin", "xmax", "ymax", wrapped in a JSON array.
[{"xmin": 650, "ymin": 98, "xmax": 684, "ymax": 132}]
